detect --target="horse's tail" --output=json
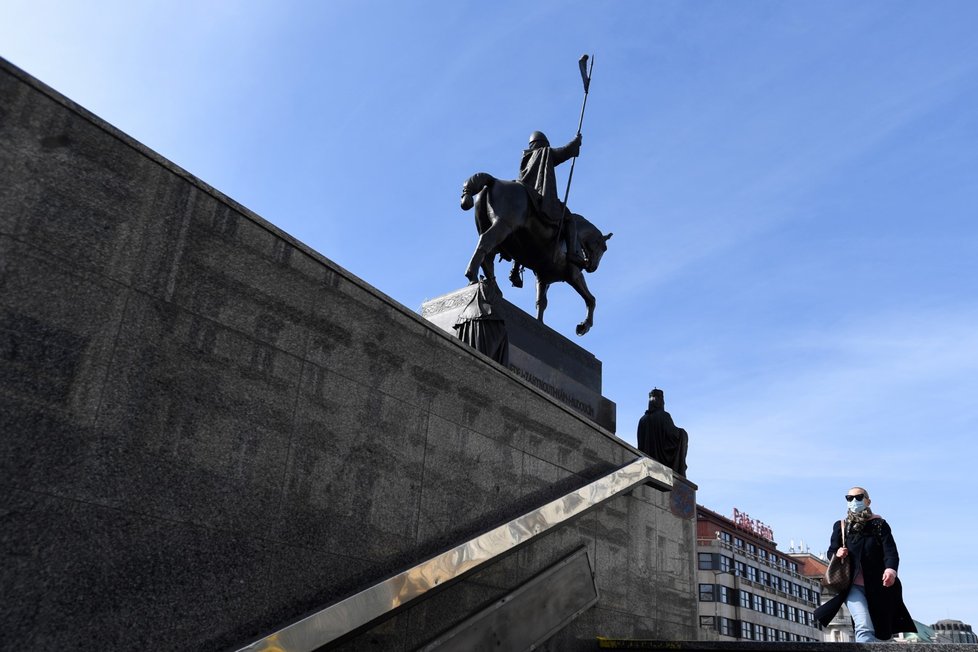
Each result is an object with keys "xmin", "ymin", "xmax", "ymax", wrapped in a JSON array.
[{"xmin": 460, "ymin": 172, "xmax": 495, "ymax": 211}]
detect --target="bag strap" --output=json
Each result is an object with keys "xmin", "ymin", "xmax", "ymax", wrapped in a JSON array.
[{"xmin": 840, "ymin": 519, "xmax": 846, "ymax": 547}]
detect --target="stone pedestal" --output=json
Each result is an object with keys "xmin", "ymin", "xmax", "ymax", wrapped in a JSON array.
[{"xmin": 421, "ymin": 285, "xmax": 617, "ymax": 433}]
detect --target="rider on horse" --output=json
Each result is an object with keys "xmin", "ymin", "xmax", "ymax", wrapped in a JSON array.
[{"xmin": 519, "ymin": 131, "xmax": 587, "ymax": 269}]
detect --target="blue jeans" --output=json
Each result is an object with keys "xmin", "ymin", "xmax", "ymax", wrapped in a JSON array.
[{"xmin": 847, "ymin": 584, "xmax": 884, "ymax": 642}]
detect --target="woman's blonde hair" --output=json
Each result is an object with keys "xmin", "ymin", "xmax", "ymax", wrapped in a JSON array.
[{"xmin": 848, "ymin": 486, "xmax": 870, "ymax": 499}]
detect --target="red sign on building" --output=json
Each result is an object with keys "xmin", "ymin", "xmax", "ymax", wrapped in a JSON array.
[{"xmin": 732, "ymin": 508, "xmax": 775, "ymax": 542}]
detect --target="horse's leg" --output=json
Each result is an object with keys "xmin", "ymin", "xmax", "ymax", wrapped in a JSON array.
[
  {"xmin": 535, "ymin": 276, "xmax": 549, "ymax": 323},
  {"xmin": 566, "ymin": 269, "xmax": 596, "ymax": 336},
  {"xmin": 480, "ymin": 254, "xmax": 498, "ymax": 294},
  {"xmin": 465, "ymin": 219, "xmax": 512, "ymax": 284}
]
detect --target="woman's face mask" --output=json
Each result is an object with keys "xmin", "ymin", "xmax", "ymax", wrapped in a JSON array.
[{"xmin": 848, "ymin": 498, "xmax": 867, "ymax": 513}]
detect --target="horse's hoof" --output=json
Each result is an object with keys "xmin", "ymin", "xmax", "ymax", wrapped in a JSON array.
[
  {"xmin": 460, "ymin": 193, "xmax": 473, "ymax": 210},
  {"xmin": 576, "ymin": 322, "xmax": 591, "ymax": 336}
]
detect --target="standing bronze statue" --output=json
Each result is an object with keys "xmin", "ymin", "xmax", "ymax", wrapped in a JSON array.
[
  {"xmin": 636, "ymin": 388, "xmax": 689, "ymax": 477},
  {"xmin": 458, "ymin": 55, "xmax": 612, "ymax": 336}
]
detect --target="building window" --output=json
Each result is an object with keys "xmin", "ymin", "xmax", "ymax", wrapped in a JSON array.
[
  {"xmin": 742, "ymin": 621, "xmax": 754, "ymax": 640},
  {"xmin": 699, "ymin": 584, "xmax": 715, "ymax": 601},
  {"xmin": 758, "ymin": 549, "xmax": 768, "ymax": 560},
  {"xmin": 740, "ymin": 590, "xmax": 751, "ymax": 609},
  {"xmin": 734, "ymin": 537, "xmax": 744, "ymax": 548},
  {"xmin": 699, "ymin": 616, "xmax": 716, "ymax": 629},
  {"xmin": 718, "ymin": 617, "xmax": 735, "ymax": 637},
  {"xmin": 777, "ymin": 602, "xmax": 786, "ymax": 619},
  {"xmin": 767, "ymin": 627, "xmax": 777, "ymax": 641},
  {"xmin": 698, "ymin": 553, "xmax": 715, "ymax": 570},
  {"xmin": 764, "ymin": 598, "xmax": 775, "ymax": 616},
  {"xmin": 735, "ymin": 561, "xmax": 747, "ymax": 578},
  {"xmin": 718, "ymin": 585, "xmax": 733, "ymax": 605},
  {"xmin": 746, "ymin": 565, "xmax": 757, "ymax": 583},
  {"xmin": 786, "ymin": 605, "xmax": 796, "ymax": 622},
  {"xmin": 720, "ymin": 531, "xmax": 733, "ymax": 545},
  {"xmin": 747, "ymin": 543, "xmax": 757, "ymax": 556},
  {"xmin": 752, "ymin": 594, "xmax": 763, "ymax": 612},
  {"xmin": 759, "ymin": 570, "xmax": 770, "ymax": 586},
  {"xmin": 719, "ymin": 555, "xmax": 733, "ymax": 573},
  {"xmin": 791, "ymin": 561, "xmax": 799, "ymax": 573}
]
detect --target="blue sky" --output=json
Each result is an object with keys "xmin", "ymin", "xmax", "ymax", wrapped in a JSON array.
[{"xmin": 4, "ymin": 0, "xmax": 977, "ymax": 631}]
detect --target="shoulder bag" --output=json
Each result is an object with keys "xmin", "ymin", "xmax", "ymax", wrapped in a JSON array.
[{"xmin": 822, "ymin": 519, "xmax": 851, "ymax": 592}]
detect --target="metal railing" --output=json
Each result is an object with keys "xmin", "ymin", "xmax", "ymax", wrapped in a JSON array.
[{"xmin": 237, "ymin": 456, "xmax": 672, "ymax": 652}]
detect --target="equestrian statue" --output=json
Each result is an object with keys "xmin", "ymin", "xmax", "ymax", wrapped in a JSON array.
[{"xmin": 458, "ymin": 55, "xmax": 613, "ymax": 336}]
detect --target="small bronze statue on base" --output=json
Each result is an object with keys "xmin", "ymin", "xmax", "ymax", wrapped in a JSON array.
[
  {"xmin": 453, "ymin": 281, "xmax": 509, "ymax": 366},
  {"xmin": 636, "ymin": 388, "xmax": 688, "ymax": 477}
]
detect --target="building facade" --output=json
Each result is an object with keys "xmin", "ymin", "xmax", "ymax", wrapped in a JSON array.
[{"xmin": 696, "ymin": 505, "xmax": 822, "ymax": 642}]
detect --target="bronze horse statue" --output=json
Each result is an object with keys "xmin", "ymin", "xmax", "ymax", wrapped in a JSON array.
[{"xmin": 460, "ymin": 172, "xmax": 612, "ymax": 336}]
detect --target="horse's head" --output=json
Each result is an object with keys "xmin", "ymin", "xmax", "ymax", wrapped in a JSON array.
[{"xmin": 584, "ymin": 232, "xmax": 613, "ymax": 273}]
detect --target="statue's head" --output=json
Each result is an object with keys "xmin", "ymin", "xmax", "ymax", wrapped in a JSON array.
[
  {"xmin": 649, "ymin": 388, "xmax": 664, "ymax": 409},
  {"xmin": 528, "ymin": 131, "xmax": 549, "ymax": 149}
]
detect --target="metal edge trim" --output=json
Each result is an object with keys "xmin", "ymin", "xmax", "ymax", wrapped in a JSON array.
[{"xmin": 237, "ymin": 457, "xmax": 672, "ymax": 652}]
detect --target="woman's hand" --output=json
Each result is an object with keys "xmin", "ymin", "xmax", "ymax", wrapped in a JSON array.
[
  {"xmin": 882, "ymin": 568, "xmax": 897, "ymax": 587},
  {"xmin": 835, "ymin": 547, "xmax": 848, "ymax": 559}
]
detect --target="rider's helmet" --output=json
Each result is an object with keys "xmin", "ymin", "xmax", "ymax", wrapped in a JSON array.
[{"xmin": 528, "ymin": 131, "xmax": 549, "ymax": 148}]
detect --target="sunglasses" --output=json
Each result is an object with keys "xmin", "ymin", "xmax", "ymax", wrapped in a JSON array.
[{"xmin": 845, "ymin": 494, "xmax": 866, "ymax": 502}]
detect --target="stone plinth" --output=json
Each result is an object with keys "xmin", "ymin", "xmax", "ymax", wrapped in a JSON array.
[{"xmin": 421, "ymin": 284, "xmax": 617, "ymax": 433}]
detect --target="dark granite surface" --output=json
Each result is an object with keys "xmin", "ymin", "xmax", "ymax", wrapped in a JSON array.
[{"xmin": 1, "ymin": 55, "xmax": 688, "ymax": 651}]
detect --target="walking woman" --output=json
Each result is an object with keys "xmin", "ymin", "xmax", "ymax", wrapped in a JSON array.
[{"xmin": 814, "ymin": 486, "xmax": 916, "ymax": 642}]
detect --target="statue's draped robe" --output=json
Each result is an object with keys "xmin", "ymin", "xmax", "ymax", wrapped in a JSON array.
[
  {"xmin": 518, "ymin": 139, "xmax": 580, "ymax": 225},
  {"xmin": 453, "ymin": 282, "xmax": 509, "ymax": 366},
  {"xmin": 636, "ymin": 407, "xmax": 688, "ymax": 476}
]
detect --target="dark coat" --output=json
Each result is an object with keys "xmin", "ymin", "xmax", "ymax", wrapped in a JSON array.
[{"xmin": 814, "ymin": 517, "xmax": 916, "ymax": 639}]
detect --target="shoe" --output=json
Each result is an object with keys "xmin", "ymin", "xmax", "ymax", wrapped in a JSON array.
[{"xmin": 509, "ymin": 266, "xmax": 524, "ymax": 288}]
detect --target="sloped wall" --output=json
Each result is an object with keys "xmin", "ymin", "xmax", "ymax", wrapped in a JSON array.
[{"xmin": 0, "ymin": 57, "xmax": 698, "ymax": 651}]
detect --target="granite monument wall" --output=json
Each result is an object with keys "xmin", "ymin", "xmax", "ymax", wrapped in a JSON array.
[{"xmin": 0, "ymin": 57, "xmax": 698, "ymax": 651}]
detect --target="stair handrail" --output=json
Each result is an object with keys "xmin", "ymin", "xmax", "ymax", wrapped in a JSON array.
[{"xmin": 237, "ymin": 455, "xmax": 672, "ymax": 652}]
